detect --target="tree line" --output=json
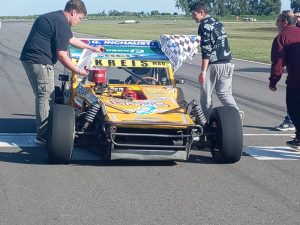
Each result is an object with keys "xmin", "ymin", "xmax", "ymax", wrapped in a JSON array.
[
  {"xmin": 175, "ymin": 0, "xmax": 285, "ymax": 16},
  {"xmin": 90, "ymin": 10, "xmax": 177, "ymax": 17},
  {"xmin": 292, "ymin": 0, "xmax": 300, "ymax": 10}
]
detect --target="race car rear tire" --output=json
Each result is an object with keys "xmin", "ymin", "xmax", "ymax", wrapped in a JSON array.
[
  {"xmin": 209, "ymin": 106, "xmax": 243, "ymax": 163},
  {"xmin": 47, "ymin": 105, "xmax": 75, "ymax": 164}
]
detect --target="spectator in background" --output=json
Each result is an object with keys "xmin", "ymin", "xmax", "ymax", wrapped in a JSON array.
[
  {"xmin": 294, "ymin": 8, "xmax": 300, "ymax": 27},
  {"xmin": 269, "ymin": 10, "xmax": 300, "ymax": 150},
  {"xmin": 189, "ymin": 2, "xmax": 242, "ymax": 121},
  {"xmin": 20, "ymin": 0, "xmax": 105, "ymax": 145},
  {"xmin": 275, "ymin": 8, "xmax": 300, "ymax": 131}
]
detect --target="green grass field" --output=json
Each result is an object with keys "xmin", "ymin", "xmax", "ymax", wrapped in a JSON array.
[{"xmin": 74, "ymin": 19, "xmax": 277, "ymax": 63}]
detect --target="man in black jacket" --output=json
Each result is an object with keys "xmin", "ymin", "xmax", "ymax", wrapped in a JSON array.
[{"xmin": 20, "ymin": 0, "xmax": 104, "ymax": 145}]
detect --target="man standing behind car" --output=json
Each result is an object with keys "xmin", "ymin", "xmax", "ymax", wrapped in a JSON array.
[
  {"xmin": 294, "ymin": 8, "xmax": 300, "ymax": 27},
  {"xmin": 20, "ymin": 0, "xmax": 104, "ymax": 145},
  {"xmin": 189, "ymin": 2, "xmax": 241, "ymax": 121},
  {"xmin": 269, "ymin": 11, "xmax": 300, "ymax": 150}
]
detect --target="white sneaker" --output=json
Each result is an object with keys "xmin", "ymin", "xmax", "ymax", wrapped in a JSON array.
[{"xmin": 33, "ymin": 138, "xmax": 47, "ymax": 146}]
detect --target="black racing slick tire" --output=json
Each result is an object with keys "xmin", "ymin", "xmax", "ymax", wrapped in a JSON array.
[
  {"xmin": 209, "ymin": 106, "xmax": 243, "ymax": 163},
  {"xmin": 47, "ymin": 105, "xmax": 75, "ymax": 164}
]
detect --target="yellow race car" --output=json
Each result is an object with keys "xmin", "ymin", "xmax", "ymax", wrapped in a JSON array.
[{"xmin": 48, "ymin": 37, "xmax": 243, "ymax": 164}]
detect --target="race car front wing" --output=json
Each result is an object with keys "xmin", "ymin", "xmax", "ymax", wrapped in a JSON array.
[{"xmin": 106, "ymin": 122, "xmax": 203, "ymax": 161}]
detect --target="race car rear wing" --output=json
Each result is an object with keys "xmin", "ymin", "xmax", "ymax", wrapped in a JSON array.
[
  {"xmin": 69, "ymin": 36, "xmax": 200, "ymax": 71},
  {"xmin": 69, "ymin": 38, "xmax": 169, "ymax": 61}
]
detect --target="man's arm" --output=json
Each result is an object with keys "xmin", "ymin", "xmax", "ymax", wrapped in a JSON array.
[
  {"xmin": 57, "ymin": 50, "xmax": 88, "ymax": 76},
  {"xmin": 56, "ymin": 37, "xmax": 106, "ymax": 76},
  {"xmin": 69, "ymin": 37, "xmax": 105, "ymax": 52},
  {"xmin": 269, "ymin": 35, "xmax": 285, "ymax": 91},
  {"xmin": 199, "ymin": 58, "xmax": 209, "ymax": 84},
  {"xmin": 199, "ymin": 24, "xmax": 211, "ymax": 84}
]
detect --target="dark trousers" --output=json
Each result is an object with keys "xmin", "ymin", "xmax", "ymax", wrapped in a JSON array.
[{"xmin": 286, "ymin": 89, "xmax": 300, "ymax": 139}]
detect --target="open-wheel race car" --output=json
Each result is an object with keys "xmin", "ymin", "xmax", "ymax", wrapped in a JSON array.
[{"xmin": 48, "ymin": 37, "xmax": 243, "ymax": 164}]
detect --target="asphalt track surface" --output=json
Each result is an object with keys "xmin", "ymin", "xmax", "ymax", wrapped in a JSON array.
[{"xmin": 0, "ymin": 22, "xmax": 299, "ymax": 225}]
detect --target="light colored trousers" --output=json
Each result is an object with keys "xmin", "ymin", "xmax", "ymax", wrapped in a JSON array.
[
  {"xmin": 22, "ymin": 61, "xmax": 54, "ymax": 140},
  {"xmin": 200, "ymin": 63, "xmax": 239, "ymax": 119}
]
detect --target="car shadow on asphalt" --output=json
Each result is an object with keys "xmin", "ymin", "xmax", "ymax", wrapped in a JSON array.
[
  {"xmin": 243, "ymin": 124, "xmax": 278, "ymax": 131},
  {"xmin": 0, "ymin": 147, "xmax": 49, "ymax": 165},
  {"xmin": 186, "ymin": 150, "xmax": 249, "ymax": 164},
  {"xmin": 0, "ymin": 146, "xmax": 228, "ymax": 166},
  {"xmin": 0, "ymin": 146, "xmax": 180, "ymax": 166},
  {"xmin": 0, "ymin": 118, "xmax": 36, "ymax": 133}
]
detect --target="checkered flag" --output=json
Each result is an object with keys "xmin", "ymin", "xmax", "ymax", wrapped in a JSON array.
[{"xmin": 160, "ymin": 35, "xmax": 201, "ymax": 71}]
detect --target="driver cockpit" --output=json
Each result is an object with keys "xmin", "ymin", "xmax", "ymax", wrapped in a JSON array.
[{"xmin": 124, "ymin": 67, "xmax": 170, "ymax": 85}]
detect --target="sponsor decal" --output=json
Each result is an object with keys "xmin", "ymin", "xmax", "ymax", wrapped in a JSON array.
[
  {"xmin": 136, "ymin": 105, "xmax": 157, "ymax": 115},
  {"xmin": 77, "ymin": 85, "xmax": 88, "ymax": 95},
  {"xmin": 72, "ymin": 58, "xmax": 167, "ymax": 68},
  {"xmin": 113, "ymin": 87, "xmax": 125, "ymax": 92},
  {"xmin": 70, "ymin": 39, "xmax": 169, "ymax": 61},
  {"xmin": 108, "ymin": 97, "xmax": 170, "ymax": 107},
  {"xmin": 76, "ymin": 85, "xmax": 98, "ymax": 104}
]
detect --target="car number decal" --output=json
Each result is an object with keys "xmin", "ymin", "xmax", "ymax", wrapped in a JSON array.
[{"xmin": 136, "ymin": 105, "xmax": 157, "ymax": 115}]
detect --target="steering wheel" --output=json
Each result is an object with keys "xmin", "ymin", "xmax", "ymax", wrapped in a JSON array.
[{"xmin": 135, "ymin": 76, "xmax": 160, "ymax": 85}]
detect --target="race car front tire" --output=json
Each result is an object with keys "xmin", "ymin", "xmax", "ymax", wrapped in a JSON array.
[
  {"xmin": 47, "ymin": 104, "xmax": 75, "ymax": 164},
  {"xmin": 209, "ymin": 106, "xmax": 243, "ymax": 163}
]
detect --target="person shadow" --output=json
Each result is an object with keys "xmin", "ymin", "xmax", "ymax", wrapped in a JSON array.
[{"xmin": 243, "ymin": 124, "xmax": 279, "ymax": 131}]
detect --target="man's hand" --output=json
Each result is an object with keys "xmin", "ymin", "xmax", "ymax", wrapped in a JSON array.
[
  {"xmin": 69, "ymin": 37, "xmax": 106, "ymax": 53},
  {"xmin": 78, "ymin": 67, "xmax": 89, "ymax": 76},
  {"xmin": 92, "ymin": 45, "xmax": 105, "ymax": 52},
  {"xmin": 198, "ymin": 71, "xmax": 206, "ymax": 85},
  {"xmin": 269, "ymin": 85, "xmax": 277, "ymax": 91}
]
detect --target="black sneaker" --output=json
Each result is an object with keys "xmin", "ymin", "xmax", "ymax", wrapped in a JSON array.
[
  {"xmin": 286, "ymin": 139, "xmax": 300, "ymax": 151},
  {"xmin": 275, "ymin": 119, "xmax": 295, "ymax": 131}
]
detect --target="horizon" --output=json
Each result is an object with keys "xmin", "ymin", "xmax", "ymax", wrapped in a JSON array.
[{"xmin": 0, "ymin": 0, "xmax": 291, "ymax": 17}]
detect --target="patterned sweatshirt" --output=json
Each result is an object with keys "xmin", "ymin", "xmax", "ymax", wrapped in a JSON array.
[
  {"xmin": 198, "ymin": 15, "xmax": 232, "ymax": 64},
  {"xmin": 269, "ymin": 26, "xmax": 300, "ymax": 90}
]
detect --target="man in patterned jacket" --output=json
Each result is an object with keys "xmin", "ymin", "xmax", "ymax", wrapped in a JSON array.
[{"xmin": 190, "ymin": 2, "xmax": 241, "ymax": 121}]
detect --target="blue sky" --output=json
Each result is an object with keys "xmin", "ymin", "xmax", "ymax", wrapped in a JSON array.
[
  {"xmin": 0, "ymin": 0, "xmax": 291, "ymax": 16},
  {"xmin": 0, "ymin": 0, "xmax": 181, "ymax": 16}
]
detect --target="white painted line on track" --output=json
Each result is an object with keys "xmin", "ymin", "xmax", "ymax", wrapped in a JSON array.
[
  {"xmin": 243, "ymin": 146, "xmax": 300, "ymax": 160},
  {"xmin": 232, "ymin": 58, "xmax": 271, "ymax": 66},
  {"xmin": 0, "ymin": 133, "xmax": 36, "ymax": 147},
  {"xmin": 244, "ymin": 133, "xmax": 295, "ymax": 137},
  {"xmin": 0, "ymin": 133, "xmax": 101, "ymax": 160}
]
